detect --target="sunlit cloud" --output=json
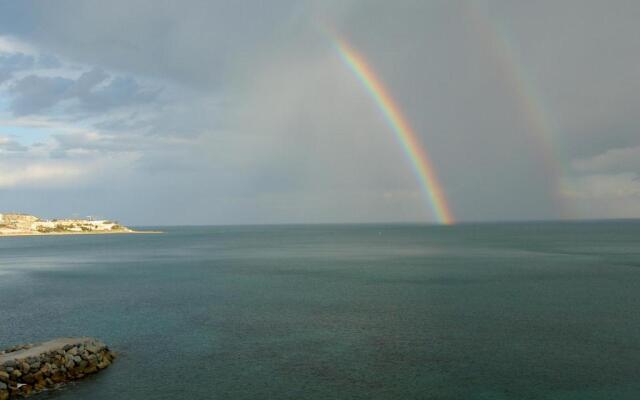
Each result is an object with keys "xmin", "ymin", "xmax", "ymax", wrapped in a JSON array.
[{"xmin": 0, "ymin": 163, "xmax": 84, "ymax": 188}]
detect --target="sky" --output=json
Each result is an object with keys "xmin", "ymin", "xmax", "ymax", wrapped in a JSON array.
[{"xmin": 0, "ymin": 0, "xmax": 639, "ymax": 225}]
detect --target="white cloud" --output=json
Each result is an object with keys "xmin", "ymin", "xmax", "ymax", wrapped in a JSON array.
[
  {"xmin": 0, "ymin": 36, "xmax": 35, "ymax": 54},
  {"xmin": 0, "ymin": 115, "xmax": 91, "ymax": 135},
  {"xmin": 0, "ymin": 163, "xmax": 84, "ymax": 188},
  {"xmin": 561, "ymin": 145, "xmax": 640, "ymax": 219},
  {"xmin": 0, "ymin": 135, "xmax": 27, "ymax": 151},
  {"xmin": 0, "ymin": 146, "xmax": 143, "ymax": 189},
  {"xmin": 563, "ymin": 173, "xmax": 640, "ymax": 218},
  {"xmin": 572, "ymin": 146, "xmax": 640, "ymax": 173}
]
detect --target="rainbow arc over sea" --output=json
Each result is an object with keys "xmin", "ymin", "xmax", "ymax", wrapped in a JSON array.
[
  {"xmin": 334, "ymin": 38, "xmax": 454, "ymax": 225},
  {"xmin": 464, "ymin": 1, "xmax": 567, "ymax": 216}
]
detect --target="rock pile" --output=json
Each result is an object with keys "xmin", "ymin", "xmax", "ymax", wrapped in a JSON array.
[
  {"xmin": 0, "ymin": 345, "xmax": 34, "ymax": 355},
  {"xmin": 0, "ymin": 338, "xmax": 114, "ymax": 399}
]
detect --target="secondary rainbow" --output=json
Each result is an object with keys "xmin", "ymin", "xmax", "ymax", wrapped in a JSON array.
[
  {"xmin": 464, "ymin": 2, "xmax": 567, "ymax": 216},
  {"xmin": 334, "ymin": 38, "xmax": 454, "ymax": 224}
]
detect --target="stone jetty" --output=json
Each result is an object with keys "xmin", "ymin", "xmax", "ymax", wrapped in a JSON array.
[{"xmin": 0, "ymin": 338, "xmax": 115, "ymax": 399}]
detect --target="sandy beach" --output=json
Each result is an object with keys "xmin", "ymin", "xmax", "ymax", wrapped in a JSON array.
[{"xmin": 0, "ymin": 230, "xmax": 162, "ymax": 238}]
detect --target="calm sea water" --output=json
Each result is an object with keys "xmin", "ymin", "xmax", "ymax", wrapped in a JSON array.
[{"xmin": 1, "ymin": 222, "xmax": 640, "ymax": 399}]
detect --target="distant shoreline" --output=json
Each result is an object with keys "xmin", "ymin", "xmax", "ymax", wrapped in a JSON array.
[{"xmin": 0, "ymin": 230, "xmax": 163, "ymax": 238}]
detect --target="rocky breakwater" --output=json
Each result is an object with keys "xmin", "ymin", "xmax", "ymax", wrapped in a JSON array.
[{"xmin": 0, "ymin": 338, "xmax": 115, "ymax": 399}]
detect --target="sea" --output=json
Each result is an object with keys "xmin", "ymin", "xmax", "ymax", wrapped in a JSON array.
[{"xmin": 1, "ymin": 222, "xmax": 639, "ymax": 399}]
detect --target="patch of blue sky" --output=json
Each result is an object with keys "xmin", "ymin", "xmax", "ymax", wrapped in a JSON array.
[
  {"xmin": 0, "ymin": 124, "xmax": 52, "ymax": 145},
  {"xmin": 0, "ymin": 94, "xmax": 10, "ymax": 111}
]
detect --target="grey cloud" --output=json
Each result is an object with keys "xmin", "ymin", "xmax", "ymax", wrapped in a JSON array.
[
  {"xmin": 0, "ymin": 51, "xmax": 63, "ymax": 86},
  {"xmin": 0, "ymin": 137, "xmax": 28, "ymax": 152},
  {"xmin": 478, "ymin": 1, "xmax": 640, "ymax": 162},
  {"xmin": 10, "ymin": 74, "xmax": 73, "ymax": 114},
  {"xmin": 49, "ymin": 131, "xmax": 206, "ymax": 183},
  {"xmin": 0, "ymin": 1, "xmax": 639, "ymax": 223},
  {"xmin": 572, "ymin": 146, "xmax": 640, "ymax": 175},
  {"xmin": 0, "ymin": 52, "xmax": 35, "ymax": 83},
  {"xmin": 52, "ymin": 132, "xmax": 131, "ymax": 155},
  {"xmin": 0, "ymin": 0, "xmax": 303, "ymax": 89},
  {"xmin": 9, "ymin": 68, "xmax": 157, "ymax": 115},
  {"xmin": 82, "ymin": 75, "xmax": 157, "ymax": 111},
  {"xmin": 37, "ymin": 53, "xmax": 62, "ymax": 69},
  {"xmin": 93, "ymin": 112, "xmax": 148, "ymax": 132},
  {"xmin": 68, "ymin": 68, "xmax": 109, "ymax": 96},
  {"xmin": 49, "ymin": 130, "xmax": 175, "ymax": 160}
]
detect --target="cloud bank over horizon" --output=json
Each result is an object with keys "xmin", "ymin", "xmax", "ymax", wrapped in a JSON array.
[{"xmin": 0, "ymin": 0, "xmax": 638, "ymax": 225}]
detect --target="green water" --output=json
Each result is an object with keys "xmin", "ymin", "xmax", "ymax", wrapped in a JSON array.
[{"xmin": 1, "ymin": 222, "xmax": 639, "ymax": 399}]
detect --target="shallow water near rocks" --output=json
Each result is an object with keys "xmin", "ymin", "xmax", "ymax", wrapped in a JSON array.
[{"xmin": 1, "ymin": 222, "xmax": 640, "ymax": 399}]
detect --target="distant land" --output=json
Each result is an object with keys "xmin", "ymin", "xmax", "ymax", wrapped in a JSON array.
[{"xmin": 0, "ymin": 213, "xmax": 157, "ymax": 237}]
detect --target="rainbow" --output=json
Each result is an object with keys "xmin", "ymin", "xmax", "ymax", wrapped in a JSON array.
[
  {"xmin": 334, "ymin": 38, "xmax": 455, "ymax": 225},
  {"xmin": 464, "ymin": 2, "xmax": 567, "ymax": 216}
]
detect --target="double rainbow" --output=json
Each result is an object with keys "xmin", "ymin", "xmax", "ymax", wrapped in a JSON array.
[{"xmin": 334, "ymin": 39, "xmax": 455, "ymax": 225}]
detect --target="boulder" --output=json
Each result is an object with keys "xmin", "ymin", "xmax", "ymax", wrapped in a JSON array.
[{"xmin": 0, "ymin": 338, "xmax": 115, "ymax": 398}]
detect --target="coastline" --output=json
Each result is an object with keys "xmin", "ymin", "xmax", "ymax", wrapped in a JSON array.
[{"xmin": 0, "ymin": 230, "xmax": 163, "ymax": 238}]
